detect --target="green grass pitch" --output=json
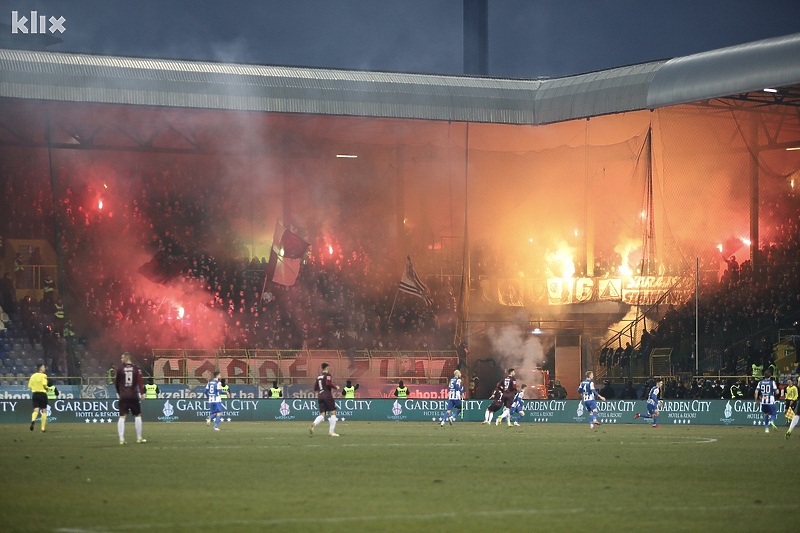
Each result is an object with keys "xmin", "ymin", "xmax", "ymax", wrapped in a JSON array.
[{"xmin": 0, "ymin": 420, "xmax": 794, "ymax": 532}]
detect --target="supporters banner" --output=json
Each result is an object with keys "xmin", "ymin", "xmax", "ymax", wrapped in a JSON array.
[
  {"xmin": 479, "ymin": 275, "xmax": 692, "ymax": 306},
  {"xmin": 0, "ymin": 395, "xmax": 784, "ymax": 426},
  {"xmin": 497, "ymin": 278, "xmax": 524, "ymax": 306},
  {"xmin": 620, "ymin": 275, "xmax": 694, "ymax": 306},
  {"xmin": 153, "ymin": 353, "xmax": 458, "ymax": 385},
  {"xmin": 597, "ymin": 278, "xmax": 622, "ymax": 301},
  {"xmin": 547, "ymin": 277, "xmax": 574, "ymax": 304}
]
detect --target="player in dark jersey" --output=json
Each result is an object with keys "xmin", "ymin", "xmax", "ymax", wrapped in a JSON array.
[
  {"xmin": 482, "ymin": 382, "xmax": 505, "ymax": 424},
  {"xmin": 310, "ymin": 362, "xmax": 340, "ymax": 437},
  {"xmin": 115, "ymin": 352, "xmax": 146, "ymax": 444},
  {"xmin": 496, "ymin": 368, "xmax": 517, "ymax": 426}
]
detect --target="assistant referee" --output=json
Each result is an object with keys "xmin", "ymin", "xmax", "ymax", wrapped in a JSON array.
[{"xmin": 28, "ymin": 363, "xmax": 48, "ymax": 432}]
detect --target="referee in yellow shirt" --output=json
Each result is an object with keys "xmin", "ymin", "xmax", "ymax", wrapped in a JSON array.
[{"xmin": 28, "ymin": 363, "xmax": 48, "ymax": 432}]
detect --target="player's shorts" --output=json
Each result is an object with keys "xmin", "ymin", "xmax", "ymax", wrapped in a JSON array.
[
  {"xmin": 502, "ymin": 393, "xmax": 515, "ymax": 409},
  {"xmin": 31, "ymin": 392, "xmax": 48, "ymax": 410},
  {"xmin": 118, "ymin": 398, "xmax": 142, "ymax": 416},
  {"xmin": 446, "ymin": 399, "xmax": 463, "ymax": 411},
  {"xmin": 647, "ymin": 401, "xmax": 658, "ymax": 416},
  {"xmin": 761, "ymin": 403, "xmax": 777, "ymax": 417},
  {"xmin": 318, "ymin": 394, "xmax": 336, "ymax": 413},
  {"xmin": 487, "ymin": 401, "xmax": 503, "ymax": 413},
  {"xmin": 510, "ymin": 407, "xmax": 523, "ymax": 416},
  {"xmin": 583, "ymin": 400, "xmax": 597, "ymax": 413},
  {"xmin": 209, "ymin": 401, "xmax": 223, "ymax": 415}
]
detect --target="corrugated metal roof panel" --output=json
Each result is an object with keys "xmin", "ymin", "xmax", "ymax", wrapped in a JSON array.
[
  {"xmin": 1, "ymin": 34, "xmax": 799, "ymax": 125},
  {"xmin": 648, "ymin": 33, "xmax": 800, "ymax": 108},
  {"xmin": 535, "ymin": 62, "xmax": 662, "ymax": 124}
]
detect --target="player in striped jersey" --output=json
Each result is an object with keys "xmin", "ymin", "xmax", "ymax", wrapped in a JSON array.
[
  {"xmin": 441, "ymin": 369, "xmax": 464, "ymax": 427},
  {"xmin": 634, "ymin": 378, "xmax": 662, "ymax": 428},
  {"xmin": 508, "ymin": 384, "xmax": 527, "ymax": 426},
  {"xmin": 578, "ymin": 371, "xmax": 606, "ymax": 429},
  {"xmin": 755, "ymin": 370, "xmax": 779, "ymax": 433},
  {"xmin": 204, "ymin": 371, "xmax": 223, "ymax": 431}
]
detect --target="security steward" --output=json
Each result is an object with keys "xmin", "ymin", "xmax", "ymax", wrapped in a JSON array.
[
  {"xmin": 268, "ymin": 381, "xmax": 283, "ymax": 398},
  {"xmin": 220, "ymin": 378, "xmax": 230, "ymax": 400},
  {"xmin": 106, "ymin": 365, "xmax": 116, "ymax": 385},
  {"xmin": 46, "ymin": 379, "xmax": 59, "ymax": 401},
  {"xmin": 394, "ymin": 380, "xmax": 409, "ymax": 399},
  {"xmin": 42, "ymin": 273, "xmax": 55, "ymax": 309},
  {"xmin": 729, "ymin": 380, "xmax": 744, "ymax": 399},
  {"xmin": 53, "ymin": 299, "xmax": 65, "ymax": 331},
  {"xmin": 342, "ymin": 380, "xmax": 359, "ymax": 398},
  {"xmin": 144, "ymin": 377, "xmax": 159, "ymax": 399}
]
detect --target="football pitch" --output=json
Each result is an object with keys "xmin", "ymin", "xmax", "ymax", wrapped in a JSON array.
[{"xmin": 0, "ymin": 420, "xmax": 794, "ymax": 533}]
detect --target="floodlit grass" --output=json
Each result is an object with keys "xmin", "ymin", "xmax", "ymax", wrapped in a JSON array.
[{"xmin": 0, "ymin": 420, "xmax": 794, "ymax": 532}]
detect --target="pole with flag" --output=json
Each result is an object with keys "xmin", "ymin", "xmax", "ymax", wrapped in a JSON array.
[
  {"xmin": 262, "ymin": 220, "xmax": 310, "ymax": 295},
  {"xmin": 390, "ymin": 255, "xmax": 433, "ymax": 320}
]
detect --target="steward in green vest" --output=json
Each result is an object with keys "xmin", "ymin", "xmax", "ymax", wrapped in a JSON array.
[
  {"xmin": 220, "ymin": 379, "xmax": 230, "ymax": 399},
  {"xmin": 54, "ymin": 301, "xmax": 65, "ymax": 320},
  {"xmin": 729, "ymin": 381, "xmax": 743, "ymax": 399},
  {"xmin": 46, "ymin": 380, "xmax": 59, "ymax": 400},
  {"xmin": 106, "ymin": 365, "xmax": 116, "ymax": 385},
  {"xmin": 144, "ymin": 378, "xmax": 159, "ymax": 399},
  {"xmin": 752, "ymin": 363, "xmax": 764, "ymax": 379},
  {"xmin": 342, "ymin": 380, "xmax": 359, "ymax": 398},
  {"xmin": 42, "ymin": 274, "xmax": 55, "ymax": 308},
  {"xmin": 394, "ymin": 380, "xmax": 409, "ymax": 399},
  {"xmin": 268, "ymin": 381, "xmax": 282, "ymax": 398}
]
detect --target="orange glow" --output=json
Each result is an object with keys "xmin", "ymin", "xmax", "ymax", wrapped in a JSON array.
[
  {"xmin": 328, "ymin": 245, "xmax": 334, "ymax": 255},
  {"xmin": 716, "ymin": 244, "xmax": 723, "ymax": 253},
  {"xmin": 545, "ymin": 243, "xmax": 576, "ymax": 279},
  {"xmin": 740, "ymin": 237, "xmax": 751, "ymax": 246},
  {"xmin": 614, "ymin": 239, "xmax": 640, "ymax": 277},
  {"xmin": 177, "ymin": 306, "xmax": 185, "ymax": 319},
  {"xmin": 98, "ymin": 199, "xmax": 103, "ymax": 210}
]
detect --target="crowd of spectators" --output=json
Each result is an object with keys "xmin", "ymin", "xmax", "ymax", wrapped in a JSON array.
[
  {"xmin": 1, "ymin": 153, "xmax": 798, "ymax": 381},
  {"xmin": 1, "ymin": 157, "xmax": 459, "ymax": 374},
  {"xmin": 647, "ymin": 189, "xmax": 799, "ymax": 374},
  {"xmin": 596, "ymin": 188, "xmax": 800, "ymax": 378}
]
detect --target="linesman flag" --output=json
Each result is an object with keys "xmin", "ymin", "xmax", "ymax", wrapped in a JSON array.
[
  {"xmin": 399, "ymin": 255, "xmax": 433, "ymax": 306},
  {"xmin": 267, "ymin": 221, "xmax": 310, "ymax": 286}
]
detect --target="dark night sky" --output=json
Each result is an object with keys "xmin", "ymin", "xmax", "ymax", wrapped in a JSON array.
[{"xmin": 1, "ymin": 0, "xmax": 798, "ymax": 78}]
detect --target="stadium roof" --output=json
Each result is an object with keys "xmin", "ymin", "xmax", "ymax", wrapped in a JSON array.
[{"xmin": 1, "ymin": 33, "xmax": 800, "ymax": 126}]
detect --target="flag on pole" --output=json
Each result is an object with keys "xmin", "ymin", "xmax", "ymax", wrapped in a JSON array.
[
  {"xmin": 266, "ymin": 221, "xmax": 310, "ymax": 286},
  {"xmin": 137, "ymin": 250, "xmax": 188, "ymax": 285},
  {"xmin": 399, "ymin": 255, "xmax": 433, "ymax": 306}
]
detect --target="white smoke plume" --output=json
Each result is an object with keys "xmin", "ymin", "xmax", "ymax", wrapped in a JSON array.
[{"xmin": 486, "ymin": 324, "xmax": 547, "ymax": 386}]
